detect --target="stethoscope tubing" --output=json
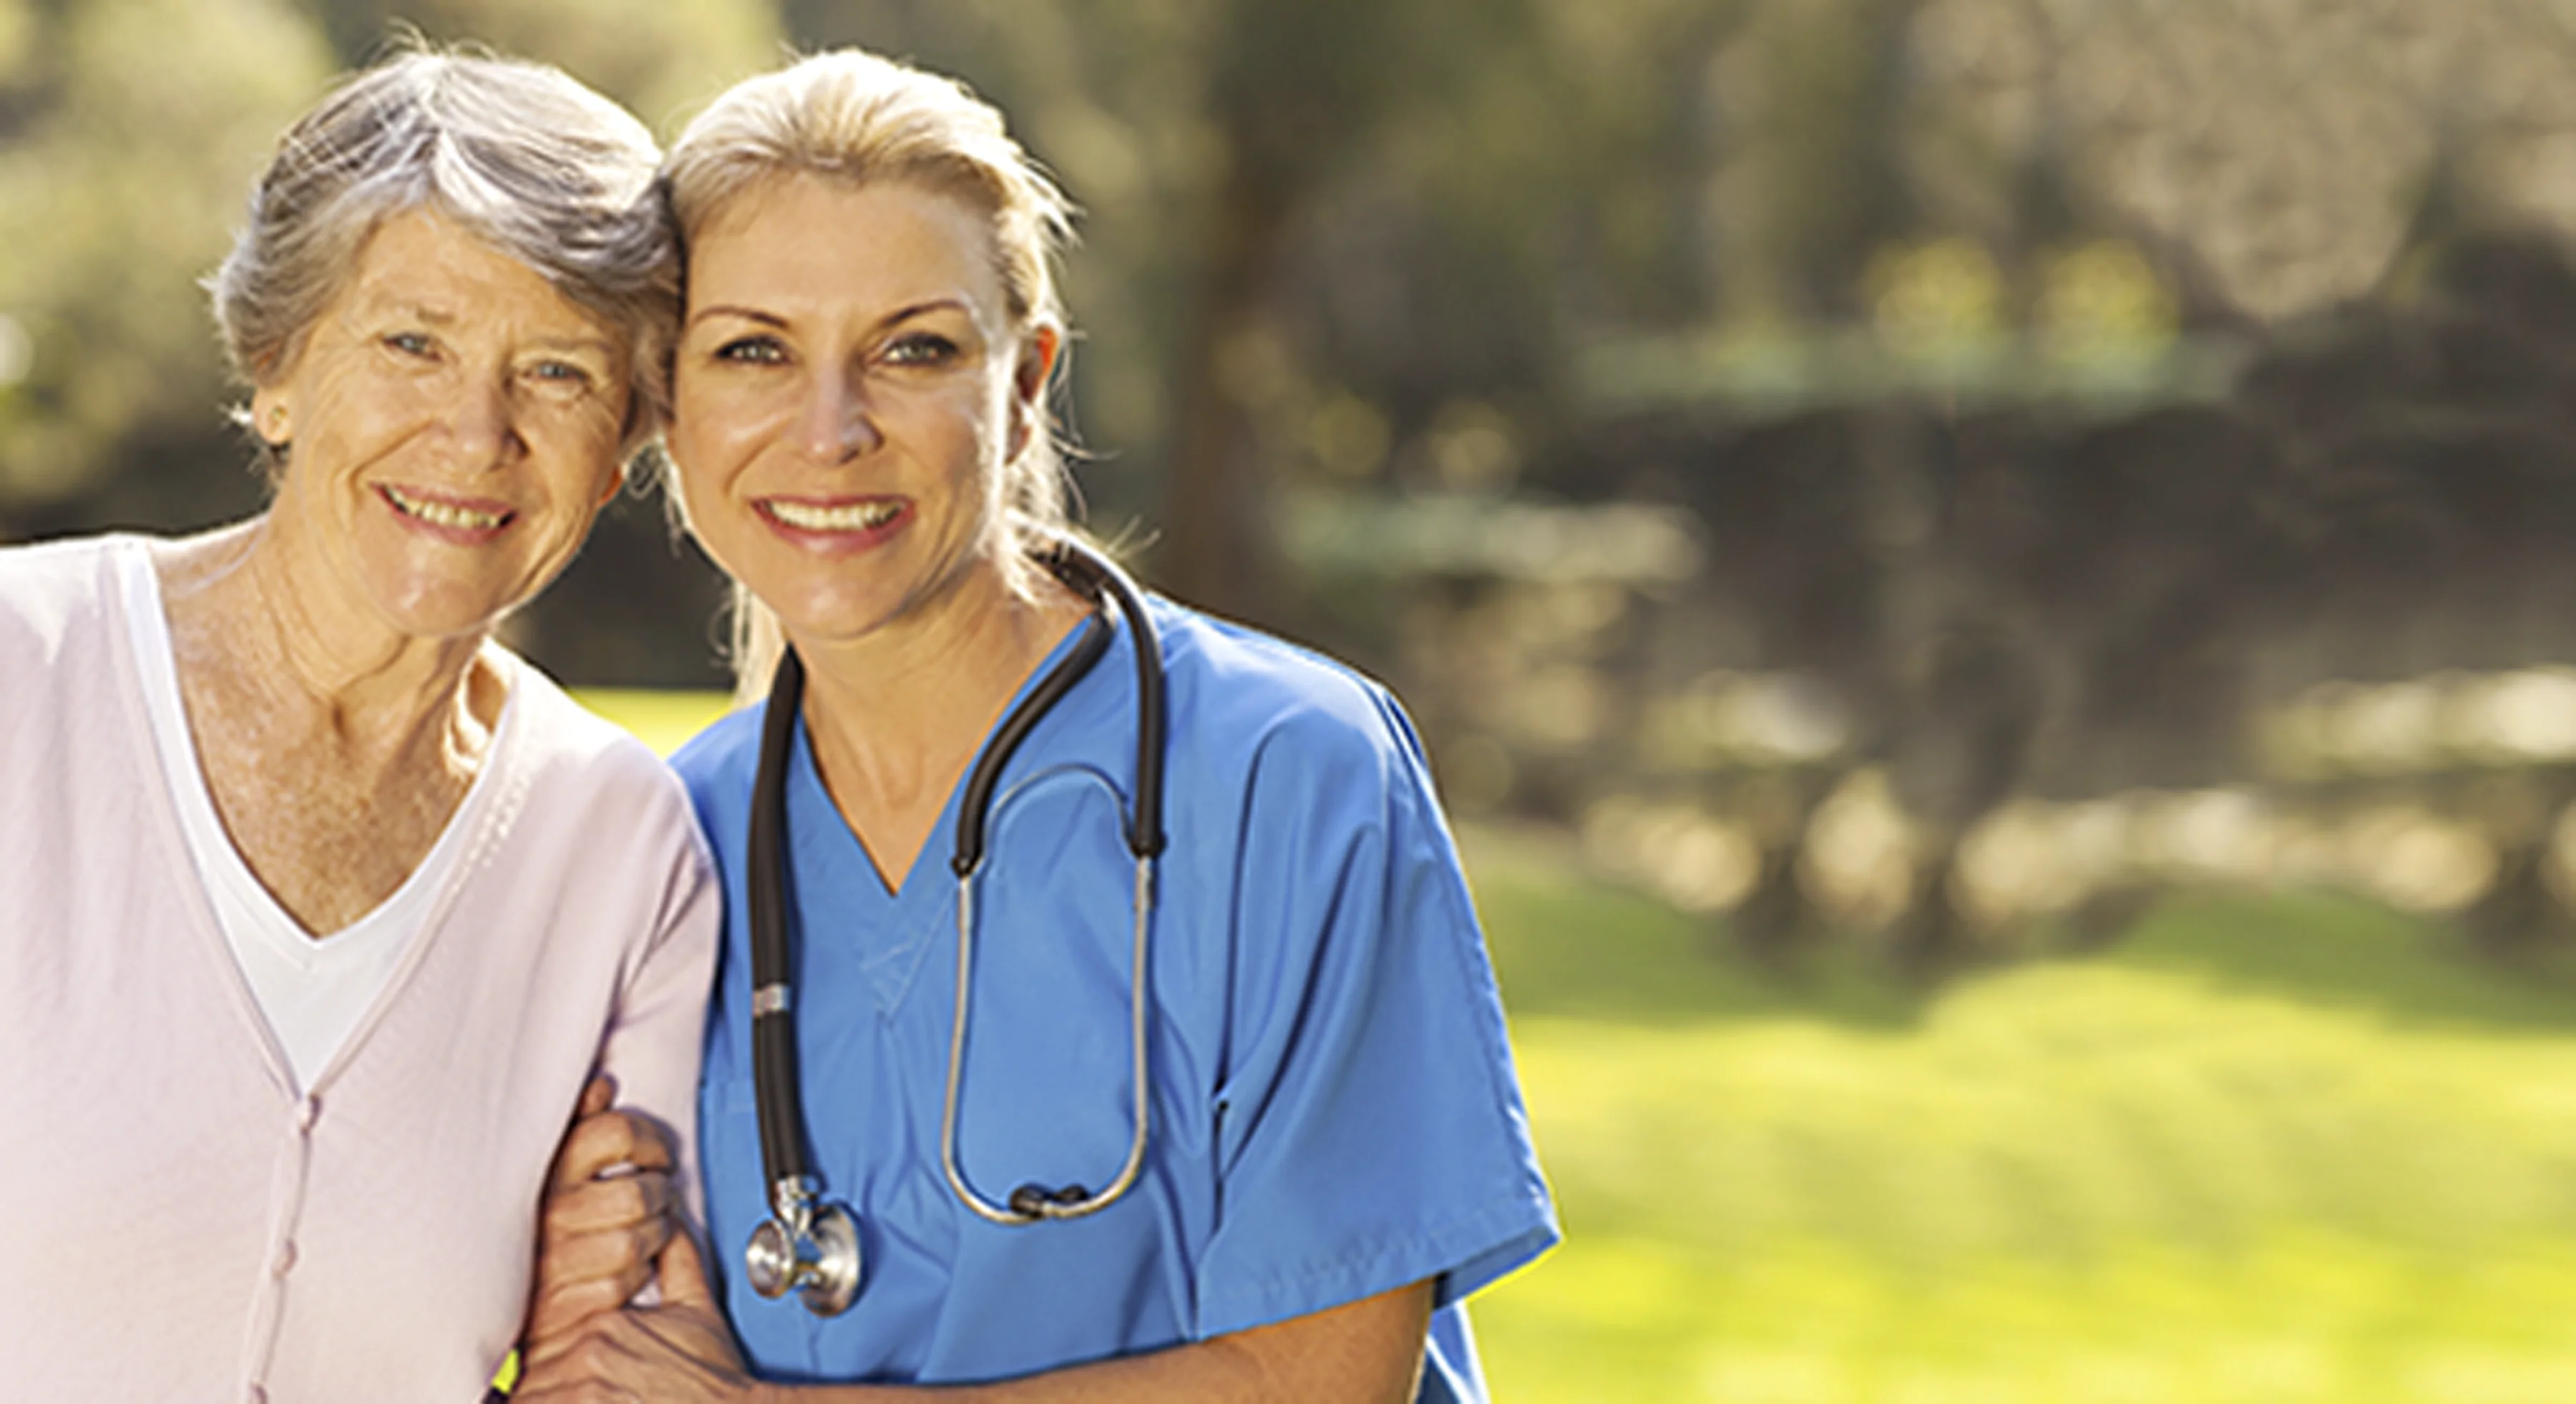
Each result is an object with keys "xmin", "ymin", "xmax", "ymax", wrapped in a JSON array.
[
  {"xmin": 743, "ymin": 536, "xmax": 1169, "ymax": 1310},
  {"xmin": 748, "ymin": 645, "xmax": 814, "ymax": 1214},
  {"xmin": 939, "ymin": 846, "xmax": 1154, "ymax": 1224}
]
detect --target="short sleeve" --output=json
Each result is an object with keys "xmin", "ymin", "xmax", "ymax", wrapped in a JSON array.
[{"xmin": 1194, "ymin": 685, "xmax": 1557, "ymax": 1338}]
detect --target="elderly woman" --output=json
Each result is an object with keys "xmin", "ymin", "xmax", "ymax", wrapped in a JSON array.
[
  {"xmin": 0, "ymin": 51, "xmax": 716, "ymax": 1401},
  {"xmin": 516, "ymin": 48, "xmax": 1554, "ymax": 1404}
]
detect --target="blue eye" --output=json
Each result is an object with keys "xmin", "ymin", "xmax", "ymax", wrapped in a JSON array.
[
  {"xmin": 530, "ymin": 360, "xmax": 591, "ymax": 384},
  {"xmin": 883, "ymin": 333, "xmax": 958, "ymax": 366},
  {"xmin": 716, "ymin": 336, "xmax": 786, "ymax": 365},
  {"xmin": 385, "ymin": 331, "xmax": 435, "ymax": 357}
]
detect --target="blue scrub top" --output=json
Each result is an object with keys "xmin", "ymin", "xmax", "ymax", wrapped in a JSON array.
[{"xmin": 673, "ymin": 596, "xmax": 1558, "ymax": 1400}]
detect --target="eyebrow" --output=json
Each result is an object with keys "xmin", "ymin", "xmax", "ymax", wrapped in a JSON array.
[
  {"xmin": 688, "ymin": 298, "xmax": 974, "ymax": 334},
  {"xmin": 384, "ymin": 299, "xmax": 461, "ymax": 327},
  {"xmin": 523, "ymin": 333, "xmax": 620, "ymax": 357},
  {"xmin": 688, "ymin": 305, "xmax": 788, "ymax": 331},
  {"xmin": 358, "ymin": 297, "xmax": 615, "ymax": 354}
]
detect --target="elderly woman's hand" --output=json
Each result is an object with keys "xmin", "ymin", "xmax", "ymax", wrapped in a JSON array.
[
  {"xmin": 513, "ymin": 1232, "xmax": 764, "ymax": 1404},
  {"xmin": 524, "ymin": 1076, "xmax": 683, "ymax": 1361}
]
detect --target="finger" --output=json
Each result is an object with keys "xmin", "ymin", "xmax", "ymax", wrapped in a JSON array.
[
  {"xmin": 526, "ymin": 1259, "xmax": 655, "ymax": 1347},
  {"xmin": 548, "ymin": 1108, "xmax": 677, "ymax": 1191},
  {"xmin": 543, "ymin": 1214, "xmax": 677, "ymax": 1297},
  {"xmin": 655, "ymin": 1228, "xmax": 721, "ymax": 1313},
  {"xmin": 522, "ymin": 1285, "xmax": 645, "ymax": 1370},
  {"xmin": 577, "ymin": 1072, "xmax": 617, "ymax": 1121},
  {"xmin": 525, "ymin": 1289, "xmax": 629, "ymax": 1363},
  {"xmin": 529, "ymin": 1217, "xmax": 677, "ymax": 1335},
  {"xmin": 515, "ymin": 1322, "xmax": 645, "ymax": 1398},
  {"xmin": 543, "ymin": 1167, "xmax": 676, "ymax": 1237},
  {"xmin": 507, "ymin": 1370, "xmax": 632, "ymax": 1404},
  {"xmin": 547, "ymin": 1111, "xmax": 635, "ymax": 1191}
]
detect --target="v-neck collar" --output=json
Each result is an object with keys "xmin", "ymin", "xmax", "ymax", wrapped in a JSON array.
[
  {"xmin": 110, "ymin": 535, "xmax": 525, "ymax": 1096},
  {"xmin": 781, "ymin": 615, "xmax": 1101, "ymax": 1019}
]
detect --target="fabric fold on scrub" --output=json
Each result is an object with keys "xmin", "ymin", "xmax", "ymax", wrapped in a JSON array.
[{"xmin": 682, "ymin": 592, "xmax": 1558, "ymax": 1401}]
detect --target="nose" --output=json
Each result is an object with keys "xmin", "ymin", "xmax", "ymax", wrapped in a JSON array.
[
  {"xmin": 800, "ymin": 369, "xmax": 882, "ymax": 464},
  {"xmin": 449, "ymin": 374, "xmax": 524, "ymax": 469}
]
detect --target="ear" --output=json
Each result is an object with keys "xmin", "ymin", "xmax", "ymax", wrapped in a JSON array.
[
  {"xmin": 595, "ymin": 455, "xmax": 628, "ymax": 510},
  {"xmin": 248, "ymin": 384, "xmax": 292, "ymax": 447},
  {"xmin": 1007, "ymin": 323, "xmax": 1063, "ymax": 461}
]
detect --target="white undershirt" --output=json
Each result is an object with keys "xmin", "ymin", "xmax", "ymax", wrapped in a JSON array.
[{"xmin": 118, "ymin": 542, "xmax": 514, "ymax": 1090}]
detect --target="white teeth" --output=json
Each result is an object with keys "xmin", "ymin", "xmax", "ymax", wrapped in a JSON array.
[
  {"xmin": 384, "ymin": 486, "xmax": 507, "ymax": 530},
  {"xmin": 766, "ymin": 499, "xmax": 901, "ymax": 532}
]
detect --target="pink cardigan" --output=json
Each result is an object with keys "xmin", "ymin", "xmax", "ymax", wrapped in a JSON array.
[{"xmin": 0, "ymin": 537, "xmax": 719, "ymax": 1402}]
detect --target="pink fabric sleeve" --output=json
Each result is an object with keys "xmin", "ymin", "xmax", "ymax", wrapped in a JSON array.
[{"xmin": 597, "ymin": 819, "xmax": 723, "ymax": 1233}]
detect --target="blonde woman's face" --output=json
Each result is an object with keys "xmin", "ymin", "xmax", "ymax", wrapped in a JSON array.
[{"xmin": 666, "ymin": 174, "xmax": 1055, "ymax": 656}]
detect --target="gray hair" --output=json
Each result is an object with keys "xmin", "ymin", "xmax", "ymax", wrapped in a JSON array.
[
  {"xmin": 208, "ymin": 48, "xmax": 677, "ymax": 464},
  {"xmin": 660, "ymin": 49, "xmax": 1083, "ymax": 696}
]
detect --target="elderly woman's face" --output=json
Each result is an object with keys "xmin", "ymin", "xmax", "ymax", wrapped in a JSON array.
[
  {"xmin": 250, "ymin": 209, "xmax": 630, "ymax": 642},
  {"xmin": 666, "ymin": 174, "xmax": 1053, "ymax": 653}
]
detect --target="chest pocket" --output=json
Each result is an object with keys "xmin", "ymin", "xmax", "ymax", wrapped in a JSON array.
[{"xmin": 947, "ymin": 763, "xmax": 1147, "ymax": 1211}]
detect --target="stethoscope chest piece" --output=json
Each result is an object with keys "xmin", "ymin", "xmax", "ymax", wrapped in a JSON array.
[{"xmin": 746, "ymin": 1178, "xmax": 861, "ymax": 1317}]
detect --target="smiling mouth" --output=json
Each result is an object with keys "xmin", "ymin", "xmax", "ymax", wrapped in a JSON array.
[
  {"xmin": 382, "ymin": 484, "xmax": 512, "ymax": 531},
  {"xmin": 762, "ymin": 499, "xmax": 904, "ymax": 532}
]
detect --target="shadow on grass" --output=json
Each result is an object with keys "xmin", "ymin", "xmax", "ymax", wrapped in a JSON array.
[
  {"xmin": 1463, "ymin": 827, "xmax": 2576, "ymax": 1035},
  {"xmin": 1463, "ymin": 829, "xmax": 1938, "ymax": 1032},
  {"xmin": 2109, "ymin": 886, "xmax": 2576, "ymax": 1036}
]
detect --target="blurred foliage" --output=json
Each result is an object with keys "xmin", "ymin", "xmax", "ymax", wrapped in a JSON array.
[
  {"xmin": 11, "ymin": 0, "xmax": 2576, "ymax": 711},
  {"xmin": 307, "ymin": 0, "xmax": 781, "ymax": 127},
  {"xmin": 0, "ymin": 0, "xmax": 331, "ymax": 512},
  {"xmin": 769, "ymin": 0, "xmax": 1735, "ymax": 615}
]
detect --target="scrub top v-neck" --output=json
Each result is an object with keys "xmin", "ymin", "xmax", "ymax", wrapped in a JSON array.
[{"xmin": 676, "ymin": 594, "xmax": 1556, "ymax": 1398}]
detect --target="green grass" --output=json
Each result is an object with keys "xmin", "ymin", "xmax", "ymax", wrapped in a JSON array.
[
  {"xmin": 572, "ymin": 695, "xmax": 2576, "ymax": 1400},
  {"xmin": 572, "ymin": 687, "xmax": 731, "ymax": 757},
  {"xmin": 1461, "ymin": 828, "xmax": 2576, "ymax": 1403}
]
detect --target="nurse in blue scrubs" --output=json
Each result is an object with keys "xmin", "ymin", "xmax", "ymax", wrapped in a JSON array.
[{"xmin": 514, "ymin": 47, "xmax": 1555, "ymax": 1403}]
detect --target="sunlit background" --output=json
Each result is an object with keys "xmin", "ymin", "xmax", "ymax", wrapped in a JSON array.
[{"xmin": 12, "ymin": 0, "xmax": 2576, "ymax": 1398}]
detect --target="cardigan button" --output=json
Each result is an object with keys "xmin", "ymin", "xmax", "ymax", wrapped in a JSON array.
[
  {"xmin": 295, "ymin": 1096, "xmax": 321, "ymax": 1133},
  {"xmin": 272, "ymin": 1240, "xmax": 297, "ymax": 1277}
]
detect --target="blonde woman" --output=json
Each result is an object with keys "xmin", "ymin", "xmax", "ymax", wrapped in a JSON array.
[{"xmin": 519, "ymin": 49, "xmax": 1553, "ymax": 1403}]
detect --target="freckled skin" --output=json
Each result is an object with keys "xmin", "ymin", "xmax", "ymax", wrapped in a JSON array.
[
  {"xmin": 163, "ymin": 208, "xmax": 635, "ymax": 934},
  {"xmin": 667, "ymin": 175, "xmax": 1046, "ymax": 660},
  {"xmin": 252, "ymin": 208, "xmax": 631, "ymax": 647}
]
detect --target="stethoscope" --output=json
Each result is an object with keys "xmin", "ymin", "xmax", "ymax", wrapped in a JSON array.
[{"xmin": 741, "ymin": 536, "xmax": 1168, "ymax": 1317}]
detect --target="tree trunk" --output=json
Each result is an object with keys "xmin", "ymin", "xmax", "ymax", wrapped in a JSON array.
[{"xmin": 1157, "ymin": 149, "xmax": 1290, "ymax": 624}]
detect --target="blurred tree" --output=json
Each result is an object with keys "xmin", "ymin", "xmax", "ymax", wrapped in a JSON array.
[
  {"xmin": 775, "ymin": 0, "xmax": 1767, "ymax": 623},
  {"xmin": 305, "ymin": 0, "xmax": 782, "ymax": 128},
  {"xmin": 1703, "ymin": 0, "xmax": 1923, "ymax": 323},
  {"xmin": 1890, "ymin": 0, "xmax": 2576, "ymax": 328},
  {"xmin": 0, "ymin": 0, "xmax": 333, "ymax": 528},
  {"xmin": 773, "ymin": 0, "xmax": 1465, "ymax": 617}
]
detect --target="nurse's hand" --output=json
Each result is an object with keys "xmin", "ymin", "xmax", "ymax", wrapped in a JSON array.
[
  {"xmin": 525, "ymin": 1075, "xmax": 682, "ymax": 1354},
  {"xmin": 519, "ymin": 1268, "xmax": 1437, "ymax": 1403},
  {"xmin": 512, "ymin": 1231, "xmax": 764, "ymax": 1403}
]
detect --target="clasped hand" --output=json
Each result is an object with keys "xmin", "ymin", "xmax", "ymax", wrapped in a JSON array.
[{"xmin": 513, "ymin": 1076, "xmax": 762, "ymax": 1403}]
